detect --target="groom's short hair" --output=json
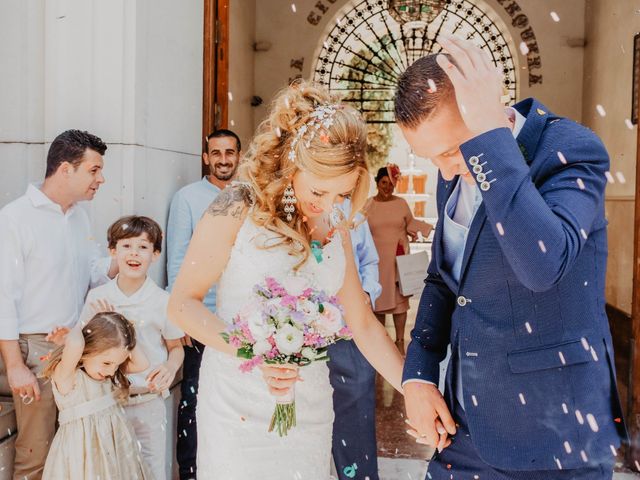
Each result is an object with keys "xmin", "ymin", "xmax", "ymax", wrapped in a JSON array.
[{"xmin": 394, "ymin": 54, "xmax": 457, "ymax": 129}]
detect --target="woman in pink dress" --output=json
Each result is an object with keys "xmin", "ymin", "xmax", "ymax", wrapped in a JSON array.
[{"xmin": 367, "ymin": 164, "xmax": 433, "ymax": 351}]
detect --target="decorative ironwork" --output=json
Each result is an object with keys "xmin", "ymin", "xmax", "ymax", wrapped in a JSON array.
[
  {"xmin": 388, "ymin": 0, "xmax": 446, "ymax": 24},
  {"xmin": 313, "ymin": 0, "xmax": 517, "ymax": 124}
]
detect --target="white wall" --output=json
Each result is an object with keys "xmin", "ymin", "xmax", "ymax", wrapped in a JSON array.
[
  {"xmin": 0, "ymin": 0, "xmax": 204, "ymax": 286},
  {"xmin": 582, "ymin": 0, "xmax": 638, "ymax": 313}
]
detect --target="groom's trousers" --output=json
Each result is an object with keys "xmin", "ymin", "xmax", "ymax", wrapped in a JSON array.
[
  {"xmin": 328, "ymin": 340, "xmax": 379, "ymax": 480},
  {"xmin": 427, "ymin": 350, "xmax": 614, "ymax": 480},
  {"xmin": 177, "ymin": 339, "xmax": 204, "ymax": 479}
]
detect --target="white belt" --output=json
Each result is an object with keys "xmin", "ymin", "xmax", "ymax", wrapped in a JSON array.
[{"xmin": 58, "ymin": 392, "xmax": 117, "ymax": 424}]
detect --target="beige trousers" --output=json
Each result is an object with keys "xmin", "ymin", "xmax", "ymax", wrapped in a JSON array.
[
  {"xmin": 6, "ymin": 335, "xmax": 57, "ymax": 480},
  {"xmin": 125, "ymin": 395, "xmax": 168, "ymax": 480}
]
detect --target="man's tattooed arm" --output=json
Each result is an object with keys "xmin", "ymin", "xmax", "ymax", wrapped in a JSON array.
[{"xmin": 205, "ymin": 183, "xmax": 254, "ymax": 219}]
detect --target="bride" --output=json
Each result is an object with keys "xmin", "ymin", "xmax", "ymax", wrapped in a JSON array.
[{"xmin": 168, "ymin": 81, "xmax": 404, "ymax": 479}]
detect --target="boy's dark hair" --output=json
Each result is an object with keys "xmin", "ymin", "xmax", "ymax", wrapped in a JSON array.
[
  {"xmin": 45, "ymin": 129, "xmax": 107, "ymax": 178},
  {"xmin": 107, "ymin": 216, "xmax": 163, "ymax": 253},
  {"xmin": 394, "ymin": 53, "xmax": 457, "ymax": 128},
  {"xmin": 205, "ymin": 129, "xmax": 241, "ymax": 153}
]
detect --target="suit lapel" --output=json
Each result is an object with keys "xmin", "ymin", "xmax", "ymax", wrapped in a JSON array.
[
  {"xmin": 434, "ymin": 176, "xmax": 462, "ymax": 292},
  {"xmin": 457, "ymin": 203, "xmax": 487, "ymax": 285}
]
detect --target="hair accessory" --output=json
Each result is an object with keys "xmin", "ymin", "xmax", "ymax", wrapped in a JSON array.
[
  {"xmin": 386, "ymin": 163, "xmax": 402, "ymax": 187},
  {"xmin": 288, "ymin": 104, "xmax": 340, "ymax": 163},
  {"xmin": 282, "ymin": 184, "xmax": 297, "ymax": 222}
]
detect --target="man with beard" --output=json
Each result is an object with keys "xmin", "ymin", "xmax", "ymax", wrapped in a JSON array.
[{"xmin": 167, "ymin": 129, "xmax": 241, "ymax": 480}]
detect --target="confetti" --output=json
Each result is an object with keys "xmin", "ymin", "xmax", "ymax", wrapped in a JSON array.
[
  {"xmin": 564, "ymin": 441, "xmax": 572, "ymax": 454},
  {"xmin": 228, "ymin": 92, "xmax": 233, "ymax": 101},
  {"xmin": 586, "ymin": 413, "xmax": 599, "ymax": 432},
  {"xmin": 558, "ymin": 351, "xmax": 566, "ymax": 365},
  {"xmin": 557, "ymin": 151, "xmax": 567, "ymax": 164},
  {"xmin": 291, "ymin": 3, "xmax": 297, "ymax": 12},
  {"xmin": 519, "ymin": 393, "xmax": 526, "ymax": 405},
  {"xmin": 576, "ymin": 178, "xmax": 585, "ymax": 190},
  {"xmin": 275, "ymin": 127, "xmax": 282, "ymax": 138},
  {"xmin": 581, "ymin": 338, "xmax": 590, "ymax": 350},
  {"xmin": 610, "ymin": 444, "xmax": 618, "ymax": 456},
  {"xmin": 625, "ymin": 119, "xmax": 634, "ymax": 130},
  {"xmin": 555, "ymin": 458, "xmax": 563, "ymax": 470},
  {"xmin": 538, "ymin": 240, "xmax": 547, "ymax": 253},
  {"xmin": 230, "ymin": 119, "xmax": 235, "ymax": 126},
  {"xmin": 519, "ymin": 42, "xmax": 529, "ymax": 55},
  {"xmin": 471, "ymin": 395, "xmax": 478, "ymax": 406},
  {"xmin": 550, "ymin": 11, "xmax": 560, "ymax": 22},
  {"xmin": 496, "ymin": 222, "xmax": 505, "ymax": 236},
  {"xmin": 635, "ymin": 460, "xmax": 640, "ymax": 471},
  {"xmin": 590, "ymin": 346, "xmax": 599, "ymax": 361},
  {"xmin": 427, "ymin": 78, "xmax": 437, "ymax": 93},
  {"xmin": 581, "ymin": 450, "xmax": 589, "ymax": 462},
  {"xmin": 562, "ymin": 403, "xmax": 569, "ymax": 414},
  {"xmin": 575, "ymin": 409, "xmax": 584, "ymax": 424},
  {"xmin": 580, "ymin": 229, "xmax": 588, "ymax": 240},
  {"xmin": 604, "ymin": 171, "xmax": 615, "ymax": 183},
  {"xmin": 615, "ymin": 171, "xmax": 626, "ymax": 184},
  {"xmin": 596, "ymin": 104, "xmax": 606, "ymax": 117},
  {"xmin": 525, "ymin": 322, "xmax": 533, "ymax": 334}
]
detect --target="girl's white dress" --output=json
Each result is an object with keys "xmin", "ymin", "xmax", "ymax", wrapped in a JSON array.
[{"xmin": 197, "ymin": 218, "xmax": 346, "ymax": 479}]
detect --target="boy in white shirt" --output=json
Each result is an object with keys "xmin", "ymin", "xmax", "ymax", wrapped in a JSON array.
[{"xmin": 80, "ymin": 215, "xmax": 184, "ymax": 480}]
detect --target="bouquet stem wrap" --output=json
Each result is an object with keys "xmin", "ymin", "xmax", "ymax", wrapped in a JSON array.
[{"xmin": 269, "ymin": 386, "xmax": 296, "ymax": 436}]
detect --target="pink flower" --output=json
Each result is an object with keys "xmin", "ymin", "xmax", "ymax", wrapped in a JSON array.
[
  {"xmin": 280, "ymin": 295, "xmax": 297, "ymax": 309},
  {"xmin": 229, "ymin": 335, "xmax": 242, "ymax": 348},
  {"xmin": 239, "ymin": 356, "xmax": 264, "ymax": 373}
]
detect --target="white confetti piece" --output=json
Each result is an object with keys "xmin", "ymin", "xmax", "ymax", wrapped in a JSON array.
[
  {"xmin": 519, "ymin": 42, "xmax": 529, "ymax": 55},
  {"xmin": 581, "ymin": 450, "xmax": 589, "ymax": 462},
  {"xmin": 471, "ymin": 395, "xmax": 478, "ymax": 406},
  {"xmin": 228, "ymin": 92, "xmax": 233, "ymax": 101},
  {"xmin": 564, "ymin": 441, "xmax": 572, "ymax": 454},
  {"xmin": 604, "ymin": 171, "xmax": 615, "ymax": 183},
  {"xmin": 291, "ymin": 3, "xmax": 297, "ymax": 12},
  {"xmin": 230, "ymin": 119, "xmax": 235, "ymax": 126},
  {"xmin": 615, "ymin": 171, "xmax": 626, "ymax": 184},
  {"xmin": 581, "ymin": 338, "xmax": 590, "ymax": 350},
  {"xmin": 519, "ymin": 393, "xmax": 526, "ymax": 405},
  {"xmin": 550, "ymin": 11, "xmax": 560, "ymax": 22},
  {"xmin": 538, "ymin": 240, "xmax": 547, "ymax": 253},
  {"xmin": 496, "ymin": 222, "xmax": 505, "ymax": 236},
  {"xmin": 525, "ymin": 322, "xmax": 533, "ymax": 334},
  {"xmin": 557, "ymin": 151, "xmax": 567, "ymax": 164},
  {"xmin": 562, "ymin": 403, "xmax": 569, "ymax": 414},
  {"xmin": 427, "ymin": 78, "xmax": 437, "ymax": 93},
  {"xmin": 596, "ymin": 104, "xmax": 606, "ymax": 117},
  {"xmin": 610, "ymin": 444, "xmax": 618, "ymax": 456},
  {"xmin": 580, "ymin": 229, "xmax": 588, "ymax": 240},
  {"xmin": 558, "ymin": 351, "xmax": 566, "ymax": 365},
  {"xmin": 575, "ymin": 410, "xmax": 584, "ymax": 424},
  {"xmin": 576, "ymin": 178, "xmax": 585, "ymax": 190},
  {"xmin": 590, "ymin": 347, "xmax": 599, "ymax": 361},
  {"xmin": 625, "ymin": 119, "xmax": 634, "ymax": 130},
  {"xmin": 555, "ymin": 458, "xmax": 563, "ymax": 470},
  {"xmin": 586, "ymin": 413, "xmax": 599, "ymax": 432}
]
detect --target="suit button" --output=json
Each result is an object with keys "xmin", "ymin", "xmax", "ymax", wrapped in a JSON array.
[
  {"xmin": 469, "ymin": 156, "xmax": 480, "ymax": 166},
  {"xmin": 476, "ymin": 172, "xmax": 486, "ymax": 182},
  {"xmin": 480, "ymin": 181, "xmax": 491, "ymax": 191},
  {"xmin": 472, "ymin": 164, "xmax": 483, "ymax": 174},
  {"xmin": 457, "ymin": 296, "xmax": 468, "ymax": 307}
]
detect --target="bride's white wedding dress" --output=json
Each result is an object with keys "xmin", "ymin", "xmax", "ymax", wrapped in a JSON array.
[{"xmin": 197, "ymin": 217, "xmax": 346, "ymax": 479}]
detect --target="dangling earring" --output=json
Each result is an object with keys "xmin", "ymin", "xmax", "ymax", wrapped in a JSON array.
[{"xmin": 282, "ymin": 184, "xmax": 297, "ymax": 222}]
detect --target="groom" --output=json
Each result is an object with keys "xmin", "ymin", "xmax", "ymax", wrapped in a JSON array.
[{"xmin": 396, "ymin": 36, "xmax": 626, "ymax": 479}]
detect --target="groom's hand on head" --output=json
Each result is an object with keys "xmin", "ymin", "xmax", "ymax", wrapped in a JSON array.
[
  {"xmin": 403, "ymin": 381, "xmax": 456, "ymax": 451},
  {"xmin": 436, "ymin": 35, "xmax": 511, "ymax": 137}
]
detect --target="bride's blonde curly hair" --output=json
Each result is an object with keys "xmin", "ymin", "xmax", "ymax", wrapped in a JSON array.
[{"xmin": 239, "ymin": 80, "xmax": 369, "ymax": 267}]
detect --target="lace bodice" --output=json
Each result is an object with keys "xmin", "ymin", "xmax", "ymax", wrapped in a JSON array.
[{"xmin": 216, "ymin": 217, "xmax": 346, "ymax": 325}]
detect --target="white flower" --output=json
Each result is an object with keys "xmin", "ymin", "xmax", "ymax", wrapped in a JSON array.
[
  {"xmin": 253, "ymin": 339, "xmax": 272, "ymax": 356},
  {"xmin": 282, "ymin": 275, "xmax": 311, "ymax": 297},
  {"xmin": 315, "ymin": 303, "xmax": 343, "ymax": 336},
  {"xmin": 297, "ymin": 299, "xmax": 318, "ymax": 316},
  {"xmin": 247, "ymin": 311, "xmax": 273, "ymax": 341},
  {"xmin": 274, "ymin": 324, "xmax": 304, "ymax": 355},
  {"xmin": 301, "ymin": 347, "xmax": 318, "ymax": 360}
]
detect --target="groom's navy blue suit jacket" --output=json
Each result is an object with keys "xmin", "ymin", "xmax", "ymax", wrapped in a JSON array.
[{"xmin": 403, "ymin": 98, "xmax": 626, "ymax": 471}]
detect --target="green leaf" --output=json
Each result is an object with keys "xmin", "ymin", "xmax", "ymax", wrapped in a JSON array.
[{"xmin": 236, "ymin": 347, "xmax": 254, "ymax": 359}]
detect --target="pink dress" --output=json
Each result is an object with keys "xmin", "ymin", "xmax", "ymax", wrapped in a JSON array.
[{"xmin": 367, "ymin": 196, "xmax": 432, "ymax": 314}]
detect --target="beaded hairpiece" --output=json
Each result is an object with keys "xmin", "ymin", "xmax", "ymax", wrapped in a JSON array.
[{"xmin": 287, "ymin": 104, "xmax": 340, "ymax": 163}]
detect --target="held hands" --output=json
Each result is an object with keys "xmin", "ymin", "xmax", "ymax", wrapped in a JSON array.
[
  {"xmin": 404, "ymin": 382, "xmax": 456, "ymax": 452},
  {"xmin": 437, "ymin": 35, "xmax": 511, "ymax": 136},
  {"xmin": 146, "ymin": 363, "xmax": 178, "ymax": 393},
  {"xmin": 259, "ymin": 364, "xmax": 302, "ymax": 397}
]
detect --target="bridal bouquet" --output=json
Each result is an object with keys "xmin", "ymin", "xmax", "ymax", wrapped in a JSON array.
[{"xmin": 221, "ymin": 275, "xmax": 352, "ymax": 436}]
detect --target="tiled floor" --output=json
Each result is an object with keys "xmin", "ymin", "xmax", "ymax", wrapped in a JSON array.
[{"xmin": 373, "ymin": 298, "xmax": 640, "ymax": 479}]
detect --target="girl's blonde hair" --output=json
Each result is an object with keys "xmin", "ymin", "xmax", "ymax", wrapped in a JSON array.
[
  {"xmin": 43, "ymin": 312, "xmax": 137, "ymax": 400},
  {"xmin": 240, "ymin": 80, "xmax": 369, "ymax": 267}
]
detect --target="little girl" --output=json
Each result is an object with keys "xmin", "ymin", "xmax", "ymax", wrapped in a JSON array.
[{"xmin": 41, "ymin": 309, "xmax": 153, "ymax": 479}]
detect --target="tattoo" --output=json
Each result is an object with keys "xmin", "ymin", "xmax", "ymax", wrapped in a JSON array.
[{"xmin": 205, "ymin": 183, "xmax": 254, "ymax": 219}]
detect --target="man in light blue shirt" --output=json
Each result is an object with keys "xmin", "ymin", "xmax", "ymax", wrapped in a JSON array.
[
  {"xmin": 329, "ymin": 199, "xmax": 382, "ymax": 480},
  {"xmin": 167, "ymin": 129, "xmax": 241, "ymax": 480}
]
